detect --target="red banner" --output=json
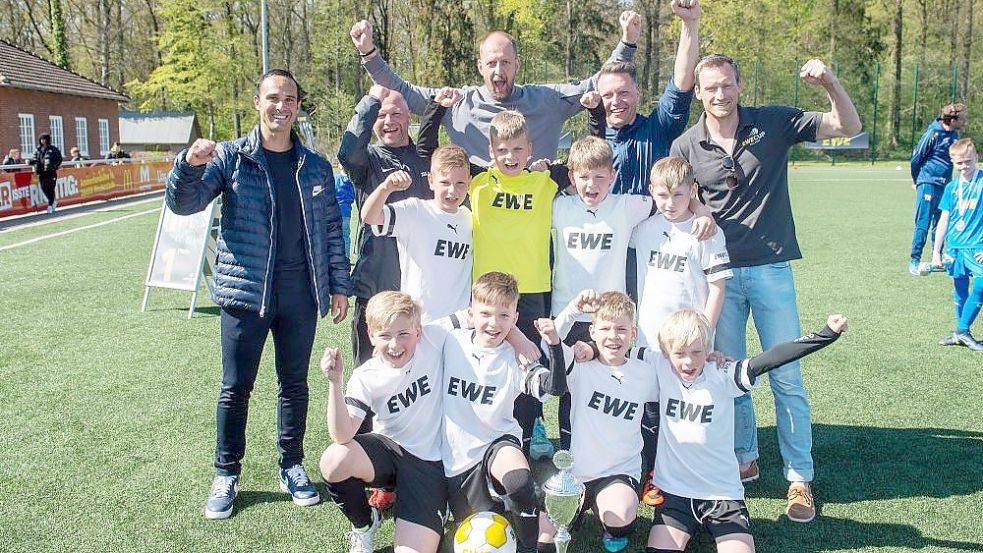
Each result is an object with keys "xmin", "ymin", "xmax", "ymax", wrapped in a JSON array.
[{"xmin": 0, "ymin": 160, "xmax": 172, "ymax": 218}]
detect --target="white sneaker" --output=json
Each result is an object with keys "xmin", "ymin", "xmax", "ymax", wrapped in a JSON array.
[{"xmin": 348, "ymin": 507, "xmax": 381, "ymax": 553}]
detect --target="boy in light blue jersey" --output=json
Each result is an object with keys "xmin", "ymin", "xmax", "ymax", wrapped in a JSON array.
[{"xmin": 931, "ymin": 138, "xmax": 983, "ymax": 351}]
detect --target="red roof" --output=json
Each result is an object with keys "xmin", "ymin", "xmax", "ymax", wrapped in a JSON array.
[{"xmin": 0, "ymin": 40, "xmax": 129, "ymax": 102}]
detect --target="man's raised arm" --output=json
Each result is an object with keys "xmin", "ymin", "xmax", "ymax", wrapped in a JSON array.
[
  {"xmin": 800, "ymin": 60, "xmax": 863, "ymax": 140},
  {"xmin": 671, "ymin": 0, "xmax": 700, "ymax": 91},
  {"xmin": 351, "ymin": 20, "xmax": 440, "ymax": 116}
]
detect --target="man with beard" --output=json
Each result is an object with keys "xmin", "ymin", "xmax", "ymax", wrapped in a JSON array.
[{"xmin": 349, "ymin": 11, "xmax": 642, "ymax": 164}]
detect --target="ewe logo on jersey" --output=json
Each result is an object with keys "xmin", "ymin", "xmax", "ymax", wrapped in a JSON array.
[
  {"xmin": 386, "ymin": 375, "xmax": 432, "ymax": 414},
  {"xmin": 587, "ymin": 391, "xmax": 639, "ymax": 420},
  {"xmin": 434, "ymin": 239, "xmax": 470, "ymax": 259},
  {"xmin": 665, "ymin": 398, "xmax": 714, "ymax": 423},
  {"xmin": 447, "ymin": 376, "xmax": 496, "ymax": 405},
  {"xmin": 566, "ymin": 232, "xmax": 613, "ymax": 250},
  {"xmin": 491, "ymin": 192, "xmax": 534, "ymax": 210},
  {"xmin": 648, "ymin": 250, "xmax": 688, "ymax": 272}
]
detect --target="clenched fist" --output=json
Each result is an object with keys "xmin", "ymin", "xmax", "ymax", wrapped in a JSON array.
[
  {"xmin": 671, "ymin": 0, "xmax": 701, "ymax": 22},
  {"xmin": 350, "ymin": 20, "xmax": 375, "ymax": 55},
  {"xmin": 369, "ymin": 84, "xmax": 390, "ymax": 102},
  {"xmin": 619, "ymin": 10, "xmax": 642, "ymax": 44},
  {"xmin": 321, "ymin": 347, "xmax": 344, "ymax": 384},
  {"xmin": 580, "ymin": 91, "xmax": 601, "ymax": 110},
  {"xmin": 826, "ymin": 314, "xmax": 849, "ymax": 334},
  {"xmin": 382, "ymin": 170, "xmax": 412, "ymax": 192},
  {"xmin": 534, "ymin": 318, "xmax": 560, "ymax": 346},
  {"xmin": 435, "ymin": 87, "xmax": 464, "ymax": 108},
  {"xmin": 186, "ymin": 139, "xmax": 217, "ymax": 166},
  {"xmin": 800, "ymin": 59, "xmax": 838, "ymax": 88}
]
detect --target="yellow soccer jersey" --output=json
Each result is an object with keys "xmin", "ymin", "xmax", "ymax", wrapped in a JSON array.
[{"xmin": 469, "ymin": 167, "xmax": 557, "ymax": 293}]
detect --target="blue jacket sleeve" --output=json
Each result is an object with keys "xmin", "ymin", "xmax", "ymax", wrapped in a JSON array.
[
  {"xmin": 320, "ymin": 162, "xmax": 354, "ymax": 296},
  {"xmin": 165, "ymin": 148, "xmax": 226, "ymax": 215},
  {"xmin": 910, "ymin": 127, "xmax": 936, "ymax": 182},
  {"xmin": 652, "ymin": 80, "xmax": 694, "ymax": 142}
]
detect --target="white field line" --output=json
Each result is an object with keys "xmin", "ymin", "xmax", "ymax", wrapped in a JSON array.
[
  {"xmin": 0, "ymin": 195, "xmax": 163, "ymax": 233},
  {"xmin": 0, "ymin": 208, "xmax": 159, "ymax": 252}
]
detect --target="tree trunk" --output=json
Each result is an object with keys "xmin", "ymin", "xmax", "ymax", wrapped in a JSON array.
[
  {"xmin": 949, "ymin": 0, "xmax": 961, "ymax": 71},
  {"xmin": 916, "ymin": 0, "xmax": 927, "ymax": 67},
  {"xmin": 888, "ymin": 0, "xmax": 902, "ymax": 148},
  {"xmin": 959, "ymin": 0, "xmax": 972, "ymax": 101},
  {"xmin": 114, "ymin": 0, "xmax": 124, "ymax": 89},
  {"xmin": 565, "ymin": 0, "xmax": 573, "ymax": 79},
  {"xmin": 828, "ymin": 0, "xmax": 838, "ymax": 62},
  {"xmin": 99, "ymin": 0, "xmax": 110, "ymax": 85},
  {"xmin": 49, "ymin": 0, "xmax": 70, "ymax": 69}
]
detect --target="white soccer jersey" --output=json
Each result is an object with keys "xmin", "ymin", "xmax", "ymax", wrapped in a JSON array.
[
  {"xmin": 557, "ymin": 343, "xmax": 661, "ymax": 483},
  {"xmin": 630, "ymin": 214, "xmax": 732, "ymax": 346},
  {"xmin": 636, "ymin": 348, "xmax": 756, "ymax": 500},
  {"xmin": 344, "ymin": 324, "xmax": 451, "ymax": 462},
  {"xmin": 374, "ymin": 198, "xmax": 473, "ymax": 322},
  {"xmin": 551, "ymin": 193, "xmax": 653, "ymax": 321},
  {"xmin": 440, "ymin": 329, "xmax": 552, "ymax": 476}
]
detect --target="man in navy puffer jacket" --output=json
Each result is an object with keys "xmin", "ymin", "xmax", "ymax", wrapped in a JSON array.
[{"xmin": 166, "ymin": 69, "xmax": 352, "ymax": 520}]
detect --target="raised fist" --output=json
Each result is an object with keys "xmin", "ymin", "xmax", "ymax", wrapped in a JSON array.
[
  {"xmin": 572, "ymin": 341, "xmax": 595, "ymax": 363},
  {"xmin": 826, "ymin": 314, "xmax": 849, "ymax": 334},
  {"xmin": 619, "ymin": 10, "xmax": 642, "ymax": 44},
  {"xmin": 528, "ymin": 158, "xmax": 551, "ymax": 172},
  {"xmin": 382, "ymin": 170, "xmax": 412, "ymax": 192},
  {"xmin": 670, "ymin": 0, "xmax": 701, "ymax": 22},
  {"xmin": 320, "ymin": 347, "xmax": 344, "ymax": 384},
  {"xmin": 350, "ymin": 20, "xmax": 375, "ymax": 55},
  {"xmin": 186, "ymin": 139, "xmax": 217, "ymax": 166},
  {"xmin": 534, "ymin": 318, "xmax": 560, "ymax": 346},
  {"xmin": 800, "ymin": 59, "xmax": 836, "ymax": 88},
  {"xmin": 580, "ymin": 91, "xmax": 601, "ymax": 110},
  {"xmin": 369, "ymin": 84, "xmax": 389, "ymax": 102},
  {"xmin": 574, "ymin": 289, "xmax": 600, "ymax": 314},
  {"xmin": 435, "ymin": 87, "xmax": 464, "ymax": 108}
]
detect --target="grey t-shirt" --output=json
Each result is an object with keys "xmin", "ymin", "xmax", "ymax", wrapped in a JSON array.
[
  {"xmin": 361, "ymin": 42, "xmax": 636, "ymax": 165},
  {"xmin": 670, "ymin": 106, "xmax": 823, "ymax": 267}
]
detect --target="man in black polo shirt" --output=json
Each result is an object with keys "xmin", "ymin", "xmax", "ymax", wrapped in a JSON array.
[{"xmin": 670, "ymin": 55, "xmax": 860, "ymax": 524}]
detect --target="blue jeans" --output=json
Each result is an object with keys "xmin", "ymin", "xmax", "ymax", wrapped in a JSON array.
[
  {"xmin": 714, "ymin": 262, "xmax": 814, "ymax": 483},
  {"xmin": 341, "ymin": 215, "xmax": 352, "ymax": 259},
  {"xmin": 910, "ymin": 183, "xmax": 943, "ymax": 261}
]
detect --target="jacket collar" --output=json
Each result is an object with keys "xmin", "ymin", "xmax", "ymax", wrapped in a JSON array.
[
  {"xmin": 242, "ymin": 125, "xmax": 308, "ymax": 166},
  {"xmin": 695, "ymin": 106, "xmax": 756, "ymax": 147}
]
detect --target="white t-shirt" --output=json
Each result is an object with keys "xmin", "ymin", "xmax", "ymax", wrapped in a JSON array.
[
  {"xmin": 551, "ymin": 193, "xmax": 653, "ymax": 321},
  {"xmin": 440, "ymin": 329, "xmax": 552, "ymax": 476},
  {"xmin": 345, "ymin": 324, "xmax": 451, "ymax": 462},
  {"xmin": 374, "ymin": 198, "xmax": 473, "ymax": 322},
  {"xmin": 630, "ymin": 214, "xmax": 732, "ymax": 346},
  {"xmin": 555, "ymin": 342, "xmax": 660, "ymax": 482},
  {"xmin": 637, "ymin": 347, "xmax": 756, "ymax": 500}
]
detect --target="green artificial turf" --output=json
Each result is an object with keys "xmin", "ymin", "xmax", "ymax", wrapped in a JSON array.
[{"xmin": 0, "ymin": 162, "xmax": 980, "ymax": 552}]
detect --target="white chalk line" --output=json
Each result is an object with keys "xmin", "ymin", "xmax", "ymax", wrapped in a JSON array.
[
  {"xmin": 0, "ymin": 208, "xmax": 160, "ymax": 252},
  {"xmin": 0, "ymin": 195, "xmax": 163, "ymax": 234}
]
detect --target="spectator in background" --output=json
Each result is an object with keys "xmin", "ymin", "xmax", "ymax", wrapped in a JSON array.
[
  {"xmin": 106, "ymin": 142, "xmax": 131, "ymax": 164},
  {"xmin": 2, "ymin": 148, "xmax": 26, "ymax": 172},
  {"xmin": 69, "ymin": 146, "xmax": 88, "ymax": 167},
  {"xmin": 32, "ymin": 133, "xmax": 62, "ymax": 213},
  {"xmin": 334, "ymin": 166, "xmax": 356, "ymax": 258}
]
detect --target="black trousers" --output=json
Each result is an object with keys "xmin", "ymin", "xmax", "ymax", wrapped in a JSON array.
[
  {"xmin": 39, "ymin": 172, "xmax": 56, "ymax": 206},
  {"xmin": 215, "ymin": 273, "xmax": 317, "ymax": 476}
]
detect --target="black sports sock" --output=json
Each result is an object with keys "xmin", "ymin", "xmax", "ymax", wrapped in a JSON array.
[
  {"xmin": 501, "ymin": 468, "xmax": 539, "ymax": 547},
  {"xmin": 603, "ymin": 519, "xmax": 635, "ymax": 538},
  {"xmin": 325, "ymin": 478, "xmax": 372, "ymax": 528}
]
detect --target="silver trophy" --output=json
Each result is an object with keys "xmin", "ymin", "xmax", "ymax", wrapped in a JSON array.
[{"xmin": 542, "ymin": 450, "xmax": 585, "ymax": 553}]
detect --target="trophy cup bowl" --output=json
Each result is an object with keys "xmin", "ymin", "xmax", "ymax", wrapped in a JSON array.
[{"xmin": 541, "ymin": 450, "xmax": 584, "ymax": 553}]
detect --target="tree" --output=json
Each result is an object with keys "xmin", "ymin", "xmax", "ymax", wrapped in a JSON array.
[{"xmin": 50, "ymin": 0, "xmax": 70, "ymax": 69}]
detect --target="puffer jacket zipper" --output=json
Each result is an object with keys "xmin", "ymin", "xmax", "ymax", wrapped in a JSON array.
[{"xmin": 295, "ymin": 153, "xmax": 322, "ymax": 315}]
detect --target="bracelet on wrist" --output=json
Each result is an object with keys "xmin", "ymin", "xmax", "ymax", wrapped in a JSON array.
[
  {"xmin": 359, "ymin": 47, "xmax": 377, "ymax": 58},
  {"xmin": 621, "ymin": 40, "xmax": 637, "ymax": 48}
]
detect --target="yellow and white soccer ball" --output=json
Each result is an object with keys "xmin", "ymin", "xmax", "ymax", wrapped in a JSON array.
[{"xmin": 453, "ymin": 511, "xmax": 517, "ymax": 553}]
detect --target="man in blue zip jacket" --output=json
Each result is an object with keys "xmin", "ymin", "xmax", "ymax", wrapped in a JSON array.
[
  {"xmin": 909, "ymin": 102, "xmax": 967, "ymax": 275},
  {"xmin": 165, "ymin": 69, "xmax": 352, "ymax": 520}
]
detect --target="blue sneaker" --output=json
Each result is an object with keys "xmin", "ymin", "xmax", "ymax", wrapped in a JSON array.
[
  {"xmin": 204, "ymin": 474, "xmax": 239, "ymax": 520},
  {"xmin": 602, "ymin": 531, "xmax": 628, "ymax": 552},
  {"xmin": 529, "ymin": 418, "xmax": 555, "ymax": 461},
  {"xmin": 955, "ymin": 331, "xmax": 983, "ymax": 352},
  {"xmin": 279, "ymin": 464, "xmax": 321, "ymax": 506}
]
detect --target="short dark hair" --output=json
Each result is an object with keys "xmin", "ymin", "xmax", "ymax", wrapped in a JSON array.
[
  {"xmin": 256, "ymin": 69, "xmax": 304, "ymax": 102},
  {"xmin": 599, "ymin": 61, "xmax": 638, "ymax": 86},
  {"xmin": 38, "ymin": 133, "xmax": 51, "ymax": 143},
  {"xmin": 694, "ymin": 54, "xmax": 741, "ymax": 88}
]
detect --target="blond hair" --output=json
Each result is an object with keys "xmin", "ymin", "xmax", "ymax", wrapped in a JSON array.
[
  {"xmin": 658, "ymin": 309, "xmax": 712, "ymax": 353},
  {"xmin": 431, "ymin": 144, "xmax": 470, "ymax": 175},
  {"xmin": 567, "ymin": 136, "xmax": 614, "ymax": 173},
  {"xmin": 472, "ymin": 271, "xmax": 520, "ymax": 308},
  {"xmin": 489, "ymin": 111, "xmax": 529, "ymax": 146},
  {"xmin": 949, "ymin": 138, "xmax": 977, "ymax": 158},
  {"xmin": 592, "ymin": 291, "xmax": 636, "ymax": 324},
  {"xmin": 365, "ymin": 291, "xmax": 421, "ymax": 332},
  {"xmin": 650, "ymin": 156, "xmax": 696, "ymax": 192}
]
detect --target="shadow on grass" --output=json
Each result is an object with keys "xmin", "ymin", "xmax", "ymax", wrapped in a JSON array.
[
  {"xmin": 162, "ymin": 305, "xmax": 220, "ymax": 317},
  {"xmin": 748, "ymin": 424, "xmax": 983, "ymax": 503},
  {"xmin": 235, "ymin": 490, "xmax": 288, "ymax": 512},
  {"xmin": 745, "ymin": 515, "xmax": 983, "ymax": 552}
]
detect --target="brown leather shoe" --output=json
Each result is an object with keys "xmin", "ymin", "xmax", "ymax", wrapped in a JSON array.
[
  {"xmin": 786, "ymin": 482, "xmax": 816, "ymax": 522},
  {"xmin": 739, "ymin": 460, "xmax": 759, "ymax": 483}
]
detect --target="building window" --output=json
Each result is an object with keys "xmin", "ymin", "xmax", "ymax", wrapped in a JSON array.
[
  {"xmin": 49, "ymin": 115, "xmax": 64, "ymax": 152},
  {"xmin": 75, "ymin": 117, "xmax": 89, "ymax": 157},
  {"xmin": 19, "ymin": 114, "xmax": 35, "ymax": 156},
  {"xmin": 98, "ymin": 118, "xmax": 110, "ymax": 156}
]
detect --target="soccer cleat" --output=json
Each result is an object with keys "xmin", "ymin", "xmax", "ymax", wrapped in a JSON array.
[
  {"xmin": 739, "ymin": 460, "xmax": 759, "ymax": 483},
  {"xmin": 204, "ymin": 474, "xmax": 239, "ymax": 520},
  {"xmin": 347, "ymin": 507, "xmax": 381, "ymax": 553},
  {"xmin": 939, "ymin": 332, "xmax": 960, "ymax": 346},
  {"xmin": 278, "ymin": 464, "xmax": 321, "ymax": 507},
  {"xmin": 786, "ymin": 482, "xmax": 816, "ymax": 523},
  {"xmin": 602, "ymin": 531, "xmax": 628, "ymax": 553},
  {"xmin": 367, "ymin": 488, "xmax": 396, "ymax": 512},
  {"xmin": 954, "ymin": 331, "xmax": 983, "ymax": 352},
  {"xmin": 529, "ymin": 418, "xmax": 555, "ymax": 461},
  {"xmin": 640, "ymin": 471, "xmax": 664, "ymax": 507}
]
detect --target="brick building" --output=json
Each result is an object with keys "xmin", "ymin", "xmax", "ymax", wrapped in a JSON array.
[{"xmin": 0, "ymin": 40, "xmax": 129, "ymax": 161}]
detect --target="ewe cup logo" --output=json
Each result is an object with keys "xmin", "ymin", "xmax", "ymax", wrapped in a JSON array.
[
  {"xmin": 454, "ymin": 511, "xmax": 517, "ymax": 553},
  {"xmin": 741, "ymin": 127, "xmax": 766, "ymax": 148}
]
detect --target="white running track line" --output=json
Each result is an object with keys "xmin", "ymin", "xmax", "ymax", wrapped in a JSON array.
[
  {"xmin": 0, "ymin": 195, "xmax": 163, "ymax": 233},
  {"xmin": 0, "ymin": 208, "xmax": 159, "ymax": 252}
]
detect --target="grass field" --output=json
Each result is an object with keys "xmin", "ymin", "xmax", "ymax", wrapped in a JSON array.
[{"xmin": 1, "ymin": 162, "xmax": 981, "ymax": 553}]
